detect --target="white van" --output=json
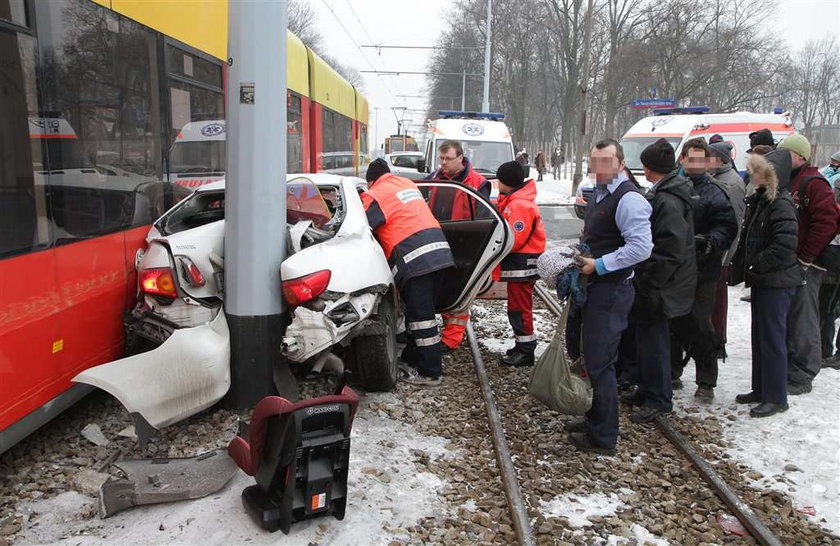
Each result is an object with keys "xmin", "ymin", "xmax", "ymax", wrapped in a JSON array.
[
  {"xmin": 167, "ymin": 119, "xmax": 226, "ymax": 189},
  {"xmin": 418, "ymin": 111, "xmax": 516, "ymax": 192},
  {"xmin": 574, "ymin": 108, "xmax": 795, "ymax": 218}
]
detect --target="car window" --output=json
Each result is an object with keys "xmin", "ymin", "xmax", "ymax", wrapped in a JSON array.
[
  {"xmin": 287, "ymin": 177, "xmax": 332, "ymax": 228},
  {"xmin": 620, "ymin": 137, "xmax": 682, "ymax": 171},
  {"xmin": 437, "ymin": 139, "xmax": 513, "ymax": 175},
  {"xmin": 391, "ymin": 154, "xmax": 419, "ymax": 168}
]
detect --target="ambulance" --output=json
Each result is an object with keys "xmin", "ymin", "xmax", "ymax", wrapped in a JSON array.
[
  {"xmin": 574, "ymin": 107, "xmax": 796, "ymax": 218},
  {"xmin": 418, "ymin": 110, "xmax": 516, "ymax": 199},
  {"xmin": 167, "ymin": 119, "xmax": 227, "ymax": 189}
]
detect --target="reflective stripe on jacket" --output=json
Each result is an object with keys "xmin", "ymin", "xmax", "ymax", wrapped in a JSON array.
[
  {"xmin": 493, "ymin": 179, "xmax": 546, "ymax": 282},
  {"xmin": 362, "ymin": 173, "xmax": 455, "ymax": 285}
]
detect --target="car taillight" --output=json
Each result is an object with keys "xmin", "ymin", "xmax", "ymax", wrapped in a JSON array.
[
  {"xmin": 177, "ymin": 257, "xmax": 206, "ymax": 288},
  {"xmin": 283, "ymin": 270, "xmax": 331, "ymax": 306},
  {"xmin": 140, "ymin": 268, "xmax": 178, "ymax": 298}
]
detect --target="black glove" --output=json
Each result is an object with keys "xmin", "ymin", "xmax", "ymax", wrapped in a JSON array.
[{"xmin": 695, "ymin": 234, "xmax": 713, "ymax": 255}]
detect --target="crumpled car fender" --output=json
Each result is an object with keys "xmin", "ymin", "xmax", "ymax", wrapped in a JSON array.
[{"xmin": 73, "ymin": 312, "xmax": 230, "ymax": 430}]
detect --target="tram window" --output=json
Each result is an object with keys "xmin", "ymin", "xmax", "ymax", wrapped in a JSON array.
[
  {"xmin": 321, "ymin": 108, "xmax": 353, "ymax": 174},
  {"xmin": 288, "ymin": 92, "xmax": 303, "ymax": 173},
  {"xmin": 32, "ymin": 0, "xmax": 168, "ymax": 241},
  {"xmin": 0, "ymin": 0, "xmax": 26, "ymax": 26},
  {"xmin": 167, "ymin": 46, "xmax": 223, "ymax": 89},
  {"xmin": 167, "ymin": 81, "xmax": 225, "ymax": 174},
  {"xmin": 0, "ymin": 32, "xmax": 48, "ymax": 258}
]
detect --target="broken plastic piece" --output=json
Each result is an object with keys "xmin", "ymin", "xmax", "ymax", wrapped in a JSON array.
[
  {"xmin": 98, "ymin": 449, "xmax": 237, "ymax": 518},
  {"xmin": 717, "ymin": 513, "xmax": 748, "ymax": 536}
]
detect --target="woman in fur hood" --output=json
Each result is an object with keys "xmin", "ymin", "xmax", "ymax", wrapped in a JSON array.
[{"xmin": 729, "ymin": 151, "xmax": 801, "ymax": 417}]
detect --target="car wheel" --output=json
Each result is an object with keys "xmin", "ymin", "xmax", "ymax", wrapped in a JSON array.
[
  {"xmin": 349, "ymin": 296, "xmax": 398, "ymax": 391},
  {"xmin": 574, "ymin": 206, "xmax": 586, "ymax": 220}
]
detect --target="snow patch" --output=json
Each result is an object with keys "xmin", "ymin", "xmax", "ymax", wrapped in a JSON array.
[
  {"xmin": 674, "ymin": 287, "xmax": 840, "ymax": 535},
  {"xmin": 15, "ymin": 397, "xmax": 453, "ymax": 545},
  {"xmin": 540, "ymin": 491, "xmax": 625, "ymax": 528}
]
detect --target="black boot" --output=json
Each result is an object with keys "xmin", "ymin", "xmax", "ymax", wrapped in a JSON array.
[
  {"xmin": 502, "ymin": 351, "xmax": 535, "ymax": 367},
  {"xmin": 749, "ymin": 402, "xmax": 789, "ymax": 418}
]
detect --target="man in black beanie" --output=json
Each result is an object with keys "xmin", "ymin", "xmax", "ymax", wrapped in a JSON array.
[
  {"xmin": 747, "ymin": 128, "xmax": 776, "ymax": 154},
  {"xmin": 626, "ymin": 138, "xmax": 697, "ymax": 422},
  {"xmin": 492, "ymin": 161, "xmax": 546, "ymax": 367},
  {"xmin": 361, "ymin": 158, "xmax": 455, "ymax": 386}
]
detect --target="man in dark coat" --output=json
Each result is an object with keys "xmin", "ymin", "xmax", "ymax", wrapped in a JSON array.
[
  {"xmin": 628, "ymin": 139, "xmax": 697, "ymax": 423},
  {"xmin": 671, "ymin": 138, "xmax": 738, "ymax": 401},
  {"xmin": 777, "ymin": 134, "xmax": 840, "ymax": 394}
]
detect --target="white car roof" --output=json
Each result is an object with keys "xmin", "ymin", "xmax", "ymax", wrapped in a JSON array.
[{"xmin": 193, "ymin": 173, "xmax": 366, "ymax": 193}]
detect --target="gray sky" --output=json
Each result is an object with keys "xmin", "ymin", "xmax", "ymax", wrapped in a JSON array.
[{"xmin": 310, "ymin": 0, "xmax": 840, "ymax": 151}]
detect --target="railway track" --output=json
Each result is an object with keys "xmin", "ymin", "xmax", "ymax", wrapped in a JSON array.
[{"xmin": 464, "ymin": 283, "xmax": 783, "ymax": 546}]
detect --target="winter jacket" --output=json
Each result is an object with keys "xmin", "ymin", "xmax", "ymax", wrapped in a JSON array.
[
  {"xmin": 633, "ymin": 171, "xmax": 697, "ymax": 321},
  {"xmin": 428, "ymin": 157, "xmax": 492, "ymax": 199},
  {"xmin": 428, "ymin": 157, "xmax": 492, "ymax": 221},
  {"xmin": 363, "ymin": 173, "xmax": 455, "ymax": 286},
  {"xmin": 730, "ymin": 154, "xmax": 801, "ymax": 289},
  {"xmin": 789, "ymin": 165, "xmax": 839, "ymax": 264},
  {"xmin": 493, "ymin": 179, "xmax": 546, "ymax": 282},
  {"xmin": 687, "ymin": 173, "xmax": 738, "ymax": 283},
  {"xmin": 712, "ymin": 162, "xmax": 747, "ymax": 266}
]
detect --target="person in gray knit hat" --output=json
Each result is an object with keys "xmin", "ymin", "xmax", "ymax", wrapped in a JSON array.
[{"xmin": 707, "ymin": 141, "xmax": 746, "ymax": 359}]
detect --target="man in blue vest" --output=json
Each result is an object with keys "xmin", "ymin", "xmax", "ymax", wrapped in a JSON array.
[{"xmin": 568, "ymin": 139, "xmax": 653, "ymax": 455}]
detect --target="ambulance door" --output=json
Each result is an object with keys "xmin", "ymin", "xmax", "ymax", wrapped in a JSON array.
[{"xmin": 416, "ymin": 181, "xmax": 513, "ymax": 314}]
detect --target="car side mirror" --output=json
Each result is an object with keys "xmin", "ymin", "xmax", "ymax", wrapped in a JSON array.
[{"xmin": 416, "ymin": 158, "xmax": 426, "ymax": 173}]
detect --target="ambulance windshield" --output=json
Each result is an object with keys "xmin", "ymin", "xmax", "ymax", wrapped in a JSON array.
[
  {"xmin": 170, "ymin": 141, "xmax": 226, "ymax": 175},
  {"xmin": 620, "ymin": 137, "xmax": 682, "ymax": 171},
  {"xmin": 442, "ymin": 139, "xmax": 514, "ymax": 175}
]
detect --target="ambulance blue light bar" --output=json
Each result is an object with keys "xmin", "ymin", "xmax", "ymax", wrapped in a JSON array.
[
  {"xmin": 652, "ymin": 106, "xmax": 711, "ymax": 116},
  {"xmin": 438, "ymin": 110, "xmax": 505, "ymax": 120},
  {"xmin": 773, "ymin": 107, "xmax": 784, "ymax": 114}
]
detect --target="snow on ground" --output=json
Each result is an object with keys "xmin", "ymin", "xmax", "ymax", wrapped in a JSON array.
[
  {"xmin": 529, "ymin": 168, "xmax": 575, "ymax": 206},
  {"xmin": 15, "ymin": 393, "xmax": 454, "ymax": 545},
  {"xmin": 673, "ymin": 287, "xmax": 840, "ymax": 535},
  {"xmin": 540, "ymin": 491, "xmax": 625, "ymax": 528}
]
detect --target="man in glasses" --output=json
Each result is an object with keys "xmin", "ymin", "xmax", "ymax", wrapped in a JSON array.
[{"xmin": 427, "ymin": 140, "xmax": 491, "ymax": 353}]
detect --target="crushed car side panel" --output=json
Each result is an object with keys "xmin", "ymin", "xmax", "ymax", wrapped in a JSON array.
[{"xmin": 73, "ymin": 312, "xmax": 230, "ymax": 430}]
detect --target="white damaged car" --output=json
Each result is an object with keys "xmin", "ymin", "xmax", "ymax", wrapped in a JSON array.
[{"xmin": 74, "ymin": 174, "xmax": 512, "ymax": 437}]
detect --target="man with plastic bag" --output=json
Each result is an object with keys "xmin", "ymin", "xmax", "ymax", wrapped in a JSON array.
[
  {"xmin": 625, "ymin": 139, "xmax": 697, "ymax": 423},
  {"xmin": 563, "ymin": 139, "xmax": 652, "ymax": 455}
]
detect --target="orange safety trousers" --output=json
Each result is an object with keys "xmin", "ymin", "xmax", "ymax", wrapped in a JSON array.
[{"xmin": 441, "ymin": 310, "xmax": 470, "ymax": 349}]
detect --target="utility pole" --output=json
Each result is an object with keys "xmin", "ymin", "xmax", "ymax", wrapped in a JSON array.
[
  {"xmin": 572, "ymin": 0, "xmax": 595, "ymax": 195},
  {"xmin": 225, "ymin": 0, "xmax": 294, "ymax": 407},
  {"xmin": 481, "ymin": 0, "xmax": 492, "ymax": 112},
  {"xmin": 373, "ymin": 107, "xmax": 379, "ymax": 150},
  {"xmin": 462, "ymin": 69, "xmax": 466, "ymax": 111}
]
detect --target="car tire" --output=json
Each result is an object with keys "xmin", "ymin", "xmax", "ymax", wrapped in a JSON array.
[
  {"xmin": 574, "ymin": 206, "xmax": 586, "ymax": 220},
  {"xmin": 349, "ymin": 296, "xmax": 398, "ymax": 391}
]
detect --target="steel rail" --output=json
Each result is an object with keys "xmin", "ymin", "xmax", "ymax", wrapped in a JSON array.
[
  {"xmin": 531, "ymin": 285, "xmax": 783, "ymax": 546},
  {"xmin": 465, "ymin": 320, "xmax": 536, "ymax": 546}
]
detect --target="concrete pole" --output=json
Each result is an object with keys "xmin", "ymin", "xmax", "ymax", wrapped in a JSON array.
[
  {"xmin": 225, "ymin": 0, "xmax": 296, "ymax": 407},
  {"xmin": 481, "ymin": 0, "xmax": 492, "ymax": 112},
  {"xmin": 572, "ymin": 0, "xmax": 595, "ymax": 195}
]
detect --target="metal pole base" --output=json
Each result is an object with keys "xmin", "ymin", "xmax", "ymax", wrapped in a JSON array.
[{"xmin": 225, "ymin": 313, "xmax": 298, "ymax": 408}]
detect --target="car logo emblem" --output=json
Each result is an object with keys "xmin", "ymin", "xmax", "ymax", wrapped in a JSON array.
[
  {"xmin": 201, "ymin": 123, "xmax": 226, "ymax": 137},
  {"xmin": 462, "ymin": 122, "xmax": 484, "ymax": 136}
]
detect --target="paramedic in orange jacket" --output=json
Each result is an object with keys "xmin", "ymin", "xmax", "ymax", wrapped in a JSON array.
[
  {"xmin": 493, "ymin": 161, "xmax": 547, "ymax": 367},
  {"xmin": 362, "ymin": 158, "xmax": 455, "ymax": 386},
  {"xmin": 427, "ymin": 140, "xmax": 492, "ymax": 352}
]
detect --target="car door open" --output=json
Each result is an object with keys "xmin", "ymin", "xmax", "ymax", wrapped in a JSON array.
[{"xmin": 416, "ymin": 181, "xmax": 512, "ymax": 314}]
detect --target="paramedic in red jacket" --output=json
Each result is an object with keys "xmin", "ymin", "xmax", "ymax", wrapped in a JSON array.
[
  {"xmin": 363, "ymin": 159, "xmax": 455, "ymax": 387},
  {"xmin": 777, "ymin": 134, "xmax": 840, "ymax": 394},
  {"xmin": 493, "ymin": 161, "xmax": 547, "ymax": 367},
  {"xmin": 427, "ymin": 140, "xmax": 492, "ymax": 352}
]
